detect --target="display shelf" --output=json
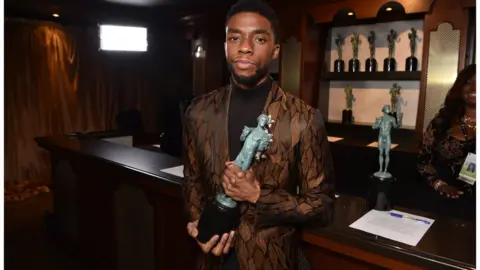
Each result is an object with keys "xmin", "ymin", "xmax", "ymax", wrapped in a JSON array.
[
  {"xmin": 324, "ymin": 122, "xmax": 417, "ymax": 153},
  {"xmin": 327, "ymin": 120, "xmax": 415, "ymax": 130},
  {"xmin": 324, "ymin": 71, "xmax": 421, "ymax": 81}
]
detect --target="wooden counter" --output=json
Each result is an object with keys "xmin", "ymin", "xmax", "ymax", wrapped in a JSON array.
[{"xmin": 36, "ymin": 135, "xmax": 476, "ymax": 270}]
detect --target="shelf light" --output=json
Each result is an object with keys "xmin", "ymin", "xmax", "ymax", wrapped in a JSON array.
[
  {"xmin": 194, "ymin": 45, "xmax": 204, "ymax": 58},
  {"xmin": 386, "ymin": 7, "xmax": 393, "ymax": 11},
  {"xmin": 347, "ymin": 12, "xmax": 354, "ymax": 16},
  {"xmin": 52, "ymin": 13, "xmax": 59, "ymax": 17}
]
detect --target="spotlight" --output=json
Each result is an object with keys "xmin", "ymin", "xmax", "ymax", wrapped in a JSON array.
[
  {"xmin": 52, "ymin": 13, "xmax": 59, "ymax": 17},
  {"xmin": 386, "ymin": 7, "xmax": 392, "ymax": 11},
  {"xmin": 348, "ymin": 12, "xmax": 354, "ymax": 16}
]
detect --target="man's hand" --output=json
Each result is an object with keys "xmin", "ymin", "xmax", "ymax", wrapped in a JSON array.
[
  {"xmin": 222, "ymin": 161, "xmax": 260, "ymax": 203},
  {"xmin": 438, "ymin": 184, "xmax": 464, "ymax": 198},
  {"xmin": 186, "ymin": 220, "xmax": 235, "ymax": 256}
]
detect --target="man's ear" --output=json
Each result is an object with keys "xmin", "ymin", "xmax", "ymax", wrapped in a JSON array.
[{"xmin": 272, "ymin": 44, "xmax": 280, "ymax": 60}]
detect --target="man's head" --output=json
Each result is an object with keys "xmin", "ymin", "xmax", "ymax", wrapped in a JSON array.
[{"xmin": 224, "ymin": 0, "xmax": 280, "ymax": 88}]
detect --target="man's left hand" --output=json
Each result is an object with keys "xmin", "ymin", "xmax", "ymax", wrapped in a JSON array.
[{"xmin": 222, "ymin": 161, "xmax": 260, "ymax": 204}]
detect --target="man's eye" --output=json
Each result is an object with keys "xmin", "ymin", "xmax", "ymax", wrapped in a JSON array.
[
  {"xmin": 229, "ymin": 36, "xmax": 240, "ymax": 42},
  {"xmin": 256, "ymin": 38, "xmax": 266, "ymax": 43}
]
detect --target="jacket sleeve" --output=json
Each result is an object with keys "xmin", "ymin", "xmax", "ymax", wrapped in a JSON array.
[
  {"xmin": 417, "ymin": 119, "xmax": 439, "ymax": 187},
  {"xmin": 181, "ymin": 105, "xmax": 205, "ymax": 222},
  {"xmin": 254, "ymin": 109, "xmax": 336, "ymax": 228}
]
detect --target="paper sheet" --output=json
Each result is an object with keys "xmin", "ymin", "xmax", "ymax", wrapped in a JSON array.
[
  {"xmin": 328, "ymin": 136, "xmax": 344, "ymax": 142},
  {"xmin": 367, "ymin": 141, "xmax": 398, "ymax": 149},
  {"xmin": 160, "ymin": 165, "xmax": 184, "ymax": 178},
  {"xmin": 349, "ymin": 210, "xmax": 434, "ymax": 246}
]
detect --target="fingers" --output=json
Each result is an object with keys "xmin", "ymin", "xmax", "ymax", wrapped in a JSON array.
[
  {"xmin": 200, "ymin": 235, "xmax": 220, "ymax": 254},
  {"xmin": 236, "ymin": 170, "xmax": 246, "ymax": 178},
  {"xmin": 222, "ymin": 174, "xmax": 233, "ymax": 190},
  {"xmin": 225, "ymin": 163, "xmax": 243, "ymax": 177},
  {"xmin": 223, "ymin": 183, "xmax": 240, "ymax": 200},
  {"xmin": 187, "ymin": 220, "xmax": 235, "ymax": 255},
  {"xmin": 222, "ymin": 231, "xmax": 235, "ymax": 254},
  {"xmin": 211, "ymin": 233, "xmax": 229, "ymax": 256},
  {"xmin": 222, "ymin": 174, "xmax": 240, "ymax": 195},
  {"xmin": 187, "ymin": 221, "xmax": 199, "ymax": 238},
  {"xmin": 224, "ymin": 168, "xmax": 237, "ymax": 185},
  {"xmin": 244, "ymin": 170, "xmax": 254, "ymax": 182},
  {"xmin": 440, "ymin": 187, "xmax": 463, "ymax": 199}
]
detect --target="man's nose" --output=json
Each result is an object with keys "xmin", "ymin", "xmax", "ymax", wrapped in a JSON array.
[{"xmin": 238, "ymin": 39, "xmax": 253, "ymax": 54}]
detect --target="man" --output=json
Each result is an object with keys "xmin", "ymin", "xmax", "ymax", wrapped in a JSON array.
[{"xmin": 182, "ymin": 0, "xmax": 336, "ymax": 269}]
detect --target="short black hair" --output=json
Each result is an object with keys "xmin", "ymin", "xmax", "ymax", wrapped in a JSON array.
[{"xmin": 225, "ymin": 0, "xmax": 280, "ymax": 44}]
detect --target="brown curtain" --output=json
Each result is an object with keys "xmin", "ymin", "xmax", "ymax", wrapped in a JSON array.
[{"xmin": 4, "ymin": 18, "xmax": 173, "ymax": 187}]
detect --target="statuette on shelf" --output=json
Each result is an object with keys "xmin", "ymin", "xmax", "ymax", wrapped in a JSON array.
[
  {"xmin": 334, "ymin": 34, "xmax": 345, "ymax": 72},
  {"xmin": 406, "ymin": 28, "xmax": 419, "ymax": 72},
  {"xmin": 384, "ymin": 29, "xmax": 398, "ymax": 72},
  {"xmin": 366, "ymin": 31, "xmax": 377, "ymax": 72},
  {"xmin": 342, "ymin": 85, "xmax": 355, "ymax": 124},
  {"xmin": 389, "ymin": 83, "xmax": 406, "ymax": 127},
  {"xmin": 349, "ymin": 32, "xmax": 361, "ymax": 72}
]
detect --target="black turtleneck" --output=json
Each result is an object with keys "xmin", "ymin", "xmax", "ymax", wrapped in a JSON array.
[{"xmin": 228, "ymin": 77, "xmax": 271, "ymax": 160}]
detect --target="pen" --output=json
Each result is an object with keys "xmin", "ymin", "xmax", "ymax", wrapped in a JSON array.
[{"xmin": 388, "ymin": 212, "xmax": 431, "ymax": 225}]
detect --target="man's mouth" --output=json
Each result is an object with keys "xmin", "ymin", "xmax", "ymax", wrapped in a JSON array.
[{"xmin": 235, "ymin": 59, "xmax": 255, "ymax": 69}]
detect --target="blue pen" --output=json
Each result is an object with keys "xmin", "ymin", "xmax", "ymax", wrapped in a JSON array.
[{"xmin": 388, "ymin": 212, "xmax": 431, "ymax": 225}]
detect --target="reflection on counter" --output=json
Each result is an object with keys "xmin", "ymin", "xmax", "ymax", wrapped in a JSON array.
[
  {"xmin": 160, "ymin": 165, "xmax": 184, "ymax": 178},
  {"xmin": 367, "ymin": 141, "xmax": 399, "ymax": 149},
  {"xmin": 327, "ymin": 136, "xmax": 344, "ymax": 142}
]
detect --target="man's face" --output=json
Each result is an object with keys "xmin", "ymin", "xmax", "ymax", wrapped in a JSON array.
[{"xmin": 225, "ymin": 12, "xmax": 280, "ymax": 87}]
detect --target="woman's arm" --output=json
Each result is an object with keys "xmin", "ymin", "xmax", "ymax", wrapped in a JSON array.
[{"xmin": 417, "ymin": 120, "xmax": 440, "ymax": 187}]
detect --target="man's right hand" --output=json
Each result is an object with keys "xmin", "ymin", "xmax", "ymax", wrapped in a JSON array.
[
  {"xmin": 186, "ymin": 220, "xmax": 235, "ymax": 256},
  {"xmin": 438, "ymin": 184, "xmax": 464, "ymax": 198}
]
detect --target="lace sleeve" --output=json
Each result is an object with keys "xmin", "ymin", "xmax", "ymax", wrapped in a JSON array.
[{"xmin": 417, "ymin": 119, "xmax": 439, "ymax": 187}]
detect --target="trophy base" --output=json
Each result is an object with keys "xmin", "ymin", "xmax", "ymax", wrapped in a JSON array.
[
  {"xmin": 365, "ymin": 58, "xmax": 377, "ymax": 72},
  {"xmin": 405, "ymin": 56, "xmax": 418, "ymax": 72},
  {"xmin": 334, "ymin": 59, "xmax": 345, "ymax": 72},
  {"xmin": 383, "ymin": 58, "xmax": 396, "ymax": 72},
  {"xmin": 342, "ymin": 109, "xmax": 353, "ymax": 124},
  {"xmin": 368, "ymin": 173, "xmax": 395, "ymax": 211},
  {"xmin": 348, "ymin": 59, "xmax": 360, "ymax": 72},
  {"xmin": 196, "ymin": 196, "xmax": 240, "ymax": 244}
]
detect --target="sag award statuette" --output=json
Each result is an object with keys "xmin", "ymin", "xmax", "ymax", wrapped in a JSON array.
[
  {"xmin": 342, "ymin": 85, "xmax": 355, "ymax": 124},
  {"xmin": 366, "ymin": 31, "xmax": 377, "ymax": 72},
  {"xmin": 406, "ymin": 27, "xmax": 418, "ymax": 72},
  {"xmin": 383, "ymin": 29, "xmax": 398, "ymax": 72},
  {"xmin": 389, "ymin": 83, "xmax": 406, "ymax": 127},
  {"xmin": 349, "ymin": 32, "xmax": 361, "ymax": 72},
  {"xmin": 196, "ymin": 114, "xmax": 274, "ymax": 244},
  {"xmin": 334, "ymin": 34, "xmax": 345, "ymax": 72},
  {"xmin": 368, "ymin": 105, "xmax": 399, "ymax": 211}
]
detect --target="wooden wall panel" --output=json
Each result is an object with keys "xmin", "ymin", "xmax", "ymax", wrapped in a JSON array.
[{"xmin": 414, "ymin": 0, "xmax": 471, "ymax": 142}]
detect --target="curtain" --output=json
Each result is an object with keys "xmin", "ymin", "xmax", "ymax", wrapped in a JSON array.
[{"xmin": 4, "ymin": 19, "xmax": 178, "ymax": 190}]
